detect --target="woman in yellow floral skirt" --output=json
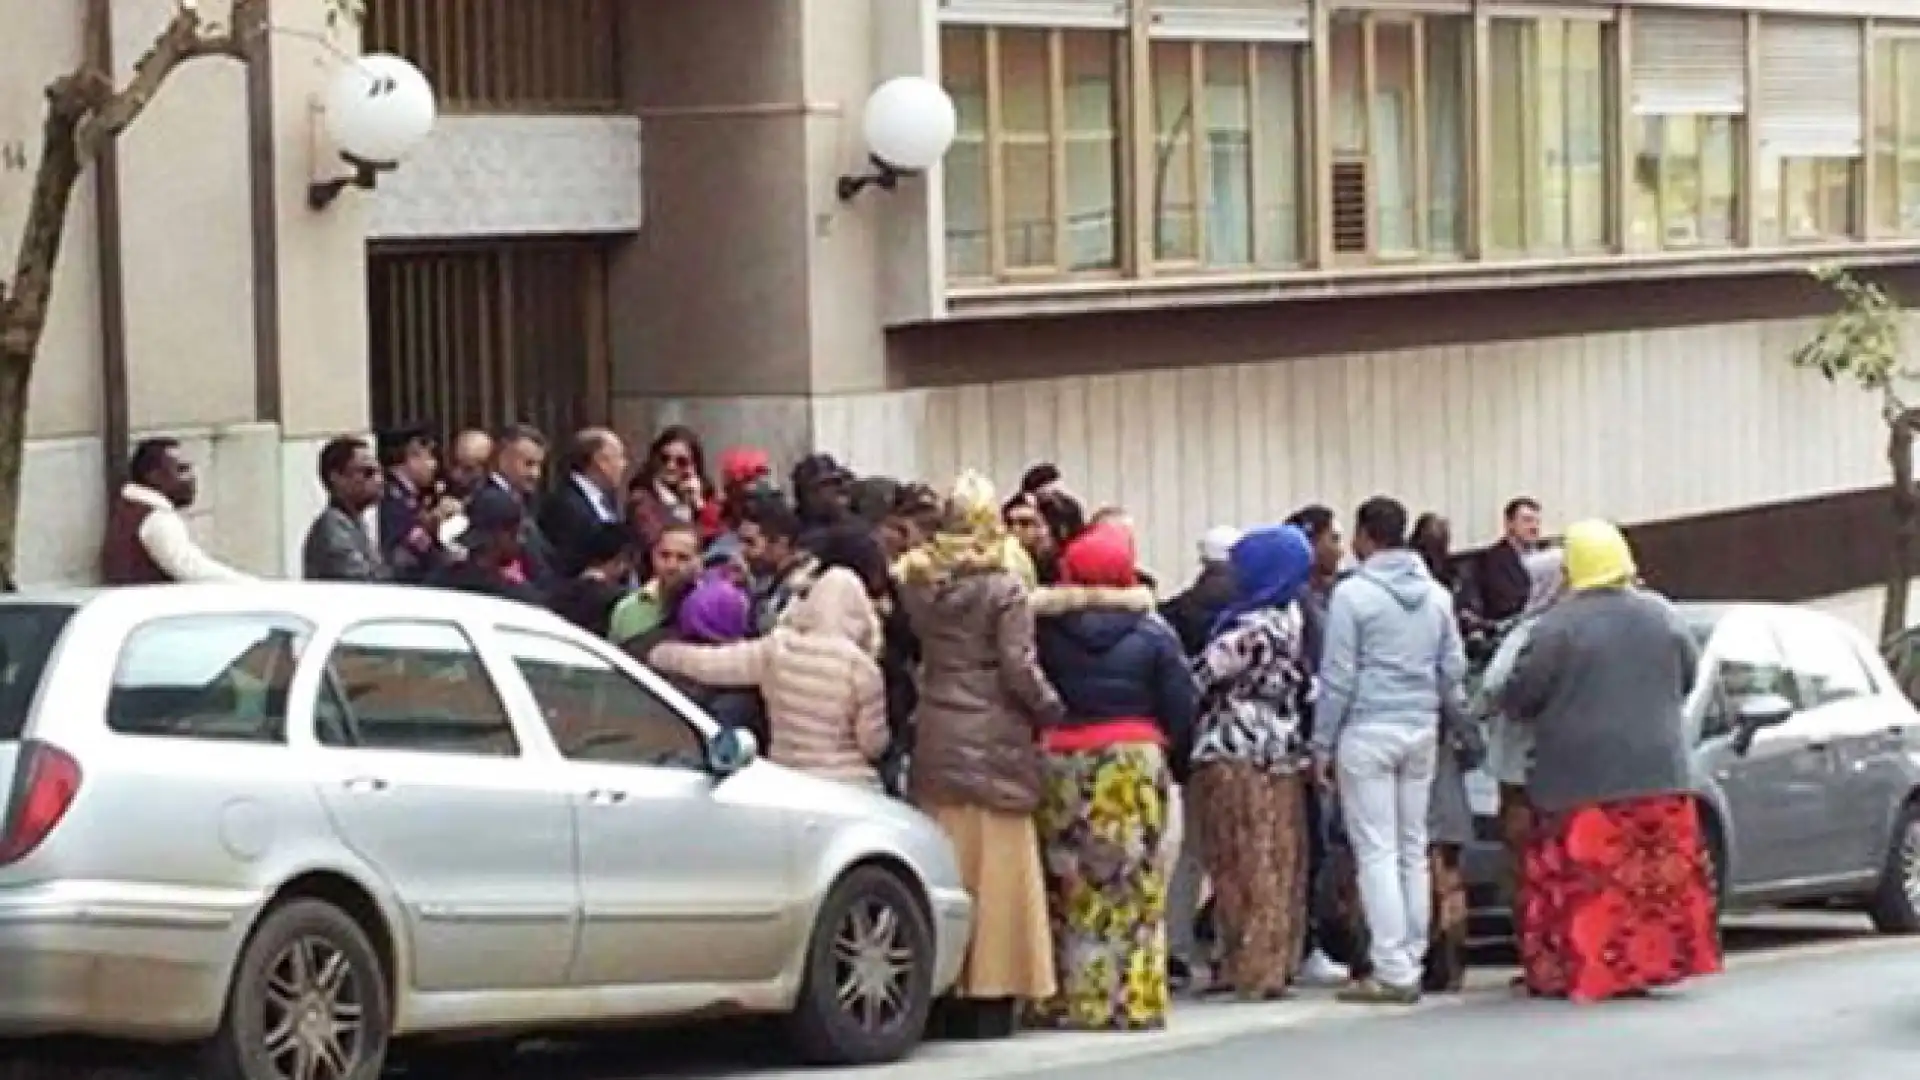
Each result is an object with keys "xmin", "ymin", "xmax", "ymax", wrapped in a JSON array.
[{"xmin": 1029, "ymin": 522, "xmax": 1199, "ymax": 1030}]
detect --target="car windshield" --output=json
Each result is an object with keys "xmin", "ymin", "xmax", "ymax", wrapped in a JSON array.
[
  {"xmin": 1680, "ymin": 608, "xmax": 1723, "ymax": 649},
  {"xmin": 0, "ymin": 604, "xmax": 78, "ymax": 741}
]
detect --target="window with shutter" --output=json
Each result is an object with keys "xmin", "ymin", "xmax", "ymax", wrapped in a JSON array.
[
  {"xmin": 937, "ymin": 0, "xmax": 1128, "ymax": 30},
  {"xmin": 1631, "ymin": 10, "xmax": 1746, "ymax": 117},
  {"xmin": 1331, "ymin": 159, "xmax": 1370, "ymax": 255},
  {"xmin": 1146, "ymin": 0, "xmax": 1308, "ymax": 43},
  {"xmin": 1758, "ymin": 19, "xmax": 1864, "ymax": 160},
  {"xmin": 1872, "ymin": 34, "xmax": 1920, "ymax": 236},
  {"xmin": 1755, "ymin": 18, "xmax": 1863, "ymax": 245}
]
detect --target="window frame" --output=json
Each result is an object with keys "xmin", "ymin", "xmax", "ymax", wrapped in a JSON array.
[
  {"xmin": 1484, "ymin": 11, "xmax": 1618, "ymax": 257},
  {"xmin": 490, "ymin": 625, "xmax": 710, "ymax": 770},
  {"xmin": 1148, "ymin": 37, "xmax": 1310, "ymax": 271},
  {"xmin": 941, "ymin": 23, "xmax": 1134, "ymax": 284},
  {"xmin": 1327, "ymin": 9, "xmax": 1476, "ymax": 264},
  {"xmin": 1872, "ymin": 30, "xmax": 1920, "ymax": 237},
  {"xmin": 317, "ymin": 618, "xmax": 523, "ymax": 759}
]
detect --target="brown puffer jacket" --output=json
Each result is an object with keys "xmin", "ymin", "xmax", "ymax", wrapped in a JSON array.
[{"xmin": 899, "ymin": 567, "xmax": 1064, "ymax": 814}]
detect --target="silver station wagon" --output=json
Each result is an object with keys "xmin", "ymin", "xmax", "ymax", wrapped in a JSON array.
[{"xmin": 0, "ymin": 584, "xmax": 971, "ymax": 1078}]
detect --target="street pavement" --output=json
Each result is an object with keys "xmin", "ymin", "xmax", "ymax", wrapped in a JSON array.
[
  {"xmin": 9, "ymin": 912, "xmax": 1907, "ymax": 1079},
  {"xmin": 387, "ymin": 910, "xmax": 1913, "ymax": 1080}
]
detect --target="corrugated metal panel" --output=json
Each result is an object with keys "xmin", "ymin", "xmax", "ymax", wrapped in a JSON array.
[
  {"xmin": 829, "ymin": 315, "xmax": 1902, "ymax": 581},
  {"xmin": 1632, "ymin": 10, "xmax": 1748, "ymax": 115},
  {"xmin": 1147, "ymin": 0, "xmax": 1310, "ymax": 42},
  {"xmin": 937, "ymin": 0, "xmax": 1129, "ymax": 29},
  {"xmin": 1757, "ymin": 17, "xmax": 1865, "ymax": 158}
]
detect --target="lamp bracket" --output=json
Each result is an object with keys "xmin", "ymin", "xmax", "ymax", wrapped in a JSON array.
[
  {"xmin": 836, "ymin": 155, "xmax": 912, "ymax": 202},
  {"xmin": 308, "ymin": 151, "xmax": 397, "ymax": 211}
]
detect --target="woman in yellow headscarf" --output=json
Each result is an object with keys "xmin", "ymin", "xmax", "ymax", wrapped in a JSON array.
[
  {"xmin": 897, "ymin": 471, "xmax": 1065, "ymax": 1037},
  {"xmin": 1494, "ymin": 520, "xmax": 1720, "ymax": 1003}
]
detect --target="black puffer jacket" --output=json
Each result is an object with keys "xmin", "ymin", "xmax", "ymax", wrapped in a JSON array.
[{"xmin": 1033, "ymin": 585, "xmax": 1199, "ymax": 777}]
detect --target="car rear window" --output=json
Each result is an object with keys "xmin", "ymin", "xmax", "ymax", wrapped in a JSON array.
[{"xmin": 0, "ymin": 604, "xmax": 78, "ymax": 741}]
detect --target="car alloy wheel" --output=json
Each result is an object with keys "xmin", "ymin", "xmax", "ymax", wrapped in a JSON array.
[
  {"xmin": 1900, "ymin": 820, "xmax": 1920, "ymax": 910},
  {"xmin": 261, "ymin": 935, "xmax": 366, "ymax": 1080},
  {"xmin": 832, "ymin": 897, "xmax": 916, "ymax": 1034}
]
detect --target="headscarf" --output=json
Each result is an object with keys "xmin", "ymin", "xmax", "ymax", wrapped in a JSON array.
[
  {"xmin": 1563, "ymin": 519, "xmax": 1636, "ymax": 592},
  {"xmin": 896, "ymin": 470, "xmax": 1018, "ymax": 586},
  {"xmin": 717, "ymin": 446, "xmax": 771, "ymax": 489},
  {"xmin": 1058, "ymin": 521, "xmax": 1138, "ymax": 588},
  {"xmin": 1209, "ymin": 524, "xmax": 1314, "ymax": 640},
  {"xmin": 675, "ymin": 571, "xmax": 752, "ymax": 643},
  {"xmin": 787, "ymin": 566, "xmax": 881, "ymax": 655},
  {"xmin": 1521, "ymin": 548, "xmax": 1568, "ymax": 617}
]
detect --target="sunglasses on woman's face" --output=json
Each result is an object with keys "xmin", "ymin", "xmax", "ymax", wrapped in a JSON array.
[{"xmin": 660, "ymin": 452, "xmax": 692, "ymax": 468}]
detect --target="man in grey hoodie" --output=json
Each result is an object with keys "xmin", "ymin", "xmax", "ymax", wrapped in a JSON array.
[{"xmin": 1310, "ymin": 496, "xmax": 1468, "ymax": 1004}]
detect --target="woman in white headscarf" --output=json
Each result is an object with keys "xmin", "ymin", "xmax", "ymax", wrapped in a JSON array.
[{"xmin": 1474, "ymin": 548, "xmax": 1568, "ymax": 936}]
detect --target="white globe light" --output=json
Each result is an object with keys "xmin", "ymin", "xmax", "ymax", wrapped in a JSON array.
[
  {"xmin": 322, "ymin": 53, "xmax": 437, "ymax": 167},
  {"xmin": 861, "ymin": 76, "xmax": 957, "ymax": 173}
]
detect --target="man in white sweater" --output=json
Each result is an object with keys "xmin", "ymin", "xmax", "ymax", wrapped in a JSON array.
[{"xmin": 99, "ymin": 438, "xmax": 252, "ymax": 585}]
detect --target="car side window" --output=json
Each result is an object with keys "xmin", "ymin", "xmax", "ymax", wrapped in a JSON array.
[
  {"xmin": 1700, "ymin": 613, "xmax": 1791, "ymax": 742},
  {"xmin": 1773, "ymin": 615, "xmax": 1875, "ymax": 710},
  {"xmin": 496, "ymin": 628, "xmax": 705, "ymax": 769},
  {"xmin": 320, "ymin": 620, "xmax": 519, "ymax": 756},
  {"xmin": 108, "ymin": 614, "xmax": 313, "ymax": 743}
]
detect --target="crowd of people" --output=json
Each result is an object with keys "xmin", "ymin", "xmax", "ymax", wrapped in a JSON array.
[{"xmin": 98, "ymin": 421, "xmax": 1724, "ymax": 1035}]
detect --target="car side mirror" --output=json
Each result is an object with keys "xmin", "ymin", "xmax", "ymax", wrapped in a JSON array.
[
  {"xmin": 708, "ymin": 726, "xmax": 759, "ymax": 778},
  {"xmin": 1729, "ymin": 692, "xmax": 1793, "ymax": 754},
  {"xmin": 1735, "ymin": 692, "xmax": 1795, "ymax": 731}
]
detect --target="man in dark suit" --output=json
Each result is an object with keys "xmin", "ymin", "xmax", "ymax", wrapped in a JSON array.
[
  {"xmin": 1469, "ymin": 496, "xmax": 1544, "ymax": 624},
  {"xmin": 469, "ymin": 423, "xmax": 559, "ymax": 592},
  {"xmin": 540, "ymin": 427, "xmax": 629, "ymax": 578}
]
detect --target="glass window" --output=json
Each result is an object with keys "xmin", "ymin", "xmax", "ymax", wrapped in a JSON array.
[
  {"xmin": 321, "ymin": 621, "xmax": 518, "ymax": 756},
  {"xmin": 1327, "ymin": 13, "xmax": 1472, "ymax": 260},
  {"xmin": 1630, "ymin": 114, "xmax": 1740, "ymax": 251},
  {"xmin": 498, "ymin": 629, "xmax": 705, "ymax": 768},
  {"xmin": 943, "ymin": 29, "xmax": 990, "ymax": 280},
  {"xmin": 1872, "ymin": 37, "xmax": 1920, "ymax": 236},
  {"xmin": 108, "ymin": 614, "xmax": 312, "ymax": 743},
  {"xmin": 939, "ymin": 26, "xmax": 1125, "ymax": 283},
  {"xmin": 1759, "ymin": 157, "xmax": 1856, "ymax": 244},
  {"xmin": 1701, "ymin": 612, "xmax": 1789, "ymax": 741},
  {"xmin": 1773, "ymin": 615, "xmax": 1875, "ymax": 710},
  {"xmin": 1489, "ymin": 18, "xmax": 1611, "ymax": 255},
  {"xmin": 1151, "ymin": 39, "xmax": 1305, "ymax": 269},
  {"xmin": 0, "ymin": 605, "xmax": 74, "ymax": 741}
]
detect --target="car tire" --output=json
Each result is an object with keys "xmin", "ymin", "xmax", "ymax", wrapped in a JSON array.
[
  {"xmin": 1869, "ymin": 801, "xmax": 1920, "ymax": 934},
  {"xmin": 785, "ymin": 865, "xmax": 935, "ymax": 1067},
  {"xmin": 1699, "ymin": 815, "xmax": 1727, "ymax": 930},
  {"xmin": 199, "ymin": 898, "xmax": 392, "ymax": 1080}
]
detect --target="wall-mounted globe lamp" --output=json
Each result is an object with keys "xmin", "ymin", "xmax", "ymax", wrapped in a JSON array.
[
  {"xmin": 836, "ymin": 76, "xmax": 958, "ymax": 202},
  {"xmin": 308, "ymin": 53, "xmax": 437, "ymax": 211}
]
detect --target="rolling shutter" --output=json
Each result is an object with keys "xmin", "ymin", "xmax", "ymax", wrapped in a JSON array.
[
  {"xmin": 1147, "ymin": 0, "xmax": 1309, "ymax": 42},
  {"xmin": 1631, "ymin": 10, "xmax": 1746, "ymax": 115},
  {"xmin": 937, "ymin": 0, "xmax": 1128, "ymax": 29},
  {"xmin": 1757, "ymin": 18, "xmax": 1864, "ymax": 158}
]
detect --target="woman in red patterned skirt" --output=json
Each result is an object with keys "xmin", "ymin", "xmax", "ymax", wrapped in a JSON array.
[{"xmin": 1495, "ymin": 520, "xmax": 1720, "ymax": 1003}]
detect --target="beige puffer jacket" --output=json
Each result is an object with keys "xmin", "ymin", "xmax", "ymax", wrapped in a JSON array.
[{"xmin": 649, "ymin": 567, "xmax": 888, "ymax": 789}]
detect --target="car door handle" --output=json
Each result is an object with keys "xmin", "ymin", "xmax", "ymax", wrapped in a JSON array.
[
  {"xmin": 343, "ymin": 776, "xmax": 389, "ymax": 794},
  {"xmin": 1806, "ymin": 740, "xmax": 1831, "ymax": 753},
  {"xmin": 585, "ymin": 789, "xmax": 628, "ymax": 806}
]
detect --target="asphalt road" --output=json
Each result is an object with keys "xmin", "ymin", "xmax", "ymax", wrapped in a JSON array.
[
  {"xmin": 8, "ymin": 913, "xmax": 1907, "ymax": 1080},
  {"xmin": 1034, "ymin": 927, "xmax": 1920, "ymax": 1080}
]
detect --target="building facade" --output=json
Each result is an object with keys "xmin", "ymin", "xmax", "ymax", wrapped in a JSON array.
[{"xmin": 1, "ymin": 0, "xmax": 1918, "ymax": 601}]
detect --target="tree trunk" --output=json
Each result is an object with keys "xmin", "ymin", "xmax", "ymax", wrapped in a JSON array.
[{"xmin": 1883, "ymin": 412, "xmax": 1920, "ymax": 643}]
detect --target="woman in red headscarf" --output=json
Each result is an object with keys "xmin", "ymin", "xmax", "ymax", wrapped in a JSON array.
[{"xmin": 1028, "ymin": 522, "xmax": 1199, "ymax": 1031}]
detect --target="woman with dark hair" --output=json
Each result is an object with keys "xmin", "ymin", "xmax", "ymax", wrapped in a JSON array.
[
  {"xmin": 1410, "ymin": 513, "xmax": 1458, "ymax": 597},
  {"xmin": 628, "ymin": 425, "xmax": 721, "ymax": 550}
]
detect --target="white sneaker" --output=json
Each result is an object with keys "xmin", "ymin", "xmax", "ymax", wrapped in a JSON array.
[{"xmin": 1299, "ymin": 949, "xmax": 1349, "ymax": 987}]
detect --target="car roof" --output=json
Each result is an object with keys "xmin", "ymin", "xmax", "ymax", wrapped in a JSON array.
[{"xmin": 3, "ymin": 583, "xmax": 580, "ymax": 635}]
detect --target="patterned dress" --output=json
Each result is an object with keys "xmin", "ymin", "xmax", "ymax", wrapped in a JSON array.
[{"xmin": 1188, "ymin": 606, "xmax": 1313, "ymax": 998}]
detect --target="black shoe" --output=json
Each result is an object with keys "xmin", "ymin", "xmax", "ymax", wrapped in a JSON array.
[{"xmin": 1168, "ymin": 956, "xmax": 1194, "ymax": 993}]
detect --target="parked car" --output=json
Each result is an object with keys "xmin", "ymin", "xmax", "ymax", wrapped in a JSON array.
[
  {"xmin": 0, "ymin": 584, "xmax": 971, "ymax": 1077},
  {"xmin": 1464, "ymin": 602, "xmax": 1920, "ymax": 935}
]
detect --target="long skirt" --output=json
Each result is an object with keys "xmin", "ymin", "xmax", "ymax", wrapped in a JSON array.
[
  {"xmin": 1500, "ymin": 783, "xmax": 1535, "ymax": 925},
  {"xmin": 926, "ymin": 803, "xmax": 1058, "ymax": 1001},
  {"xmin": 1189, "ymin": 761, "xmax": 1306, "ymax": 998},
  {"xmin": 1518, "ymin": 793, "xmax": 1721, "ymax": 1002},
  {"xmin": 1032, "ymin": 742, "xmax": 1171, "ymax": 1031}
]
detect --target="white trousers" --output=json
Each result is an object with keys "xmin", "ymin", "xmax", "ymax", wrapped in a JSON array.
[{"xmin": 1336, "ymin": 724, "xmax": 1438, "ymax": 989}]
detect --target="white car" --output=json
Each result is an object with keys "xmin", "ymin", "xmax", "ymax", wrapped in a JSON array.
[{"xmin": 0, "ymin": 584, "xmax": 971, "ymax": 1078}]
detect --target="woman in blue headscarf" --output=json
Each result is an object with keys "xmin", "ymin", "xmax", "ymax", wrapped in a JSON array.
[{"xmin": 1186, "ymin": 525, "xmax": 1316, "ymax": 999}]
